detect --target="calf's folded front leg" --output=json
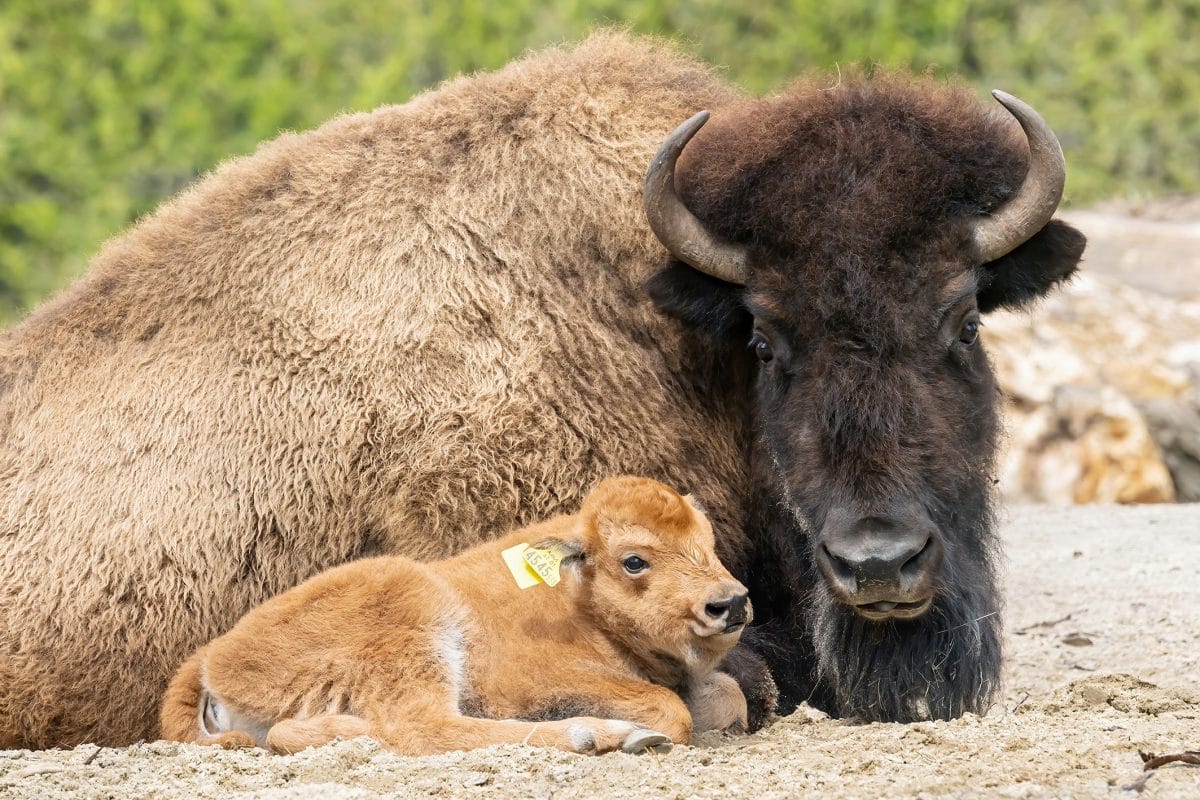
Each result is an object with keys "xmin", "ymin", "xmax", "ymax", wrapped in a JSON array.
[
  {"xmin": 685, "ymin": 671, "xmax": 748, "ymax": 734},
  {"xmin": 545, "ymin": 675, "xmax": 695, "ymax": 745},
  {"xmin": 718, "ymin": 638, "xmax": 779, "ymax": 732},
  {"xmin": 277, "ymin": 710, "xmax": 671, "ymax": 756}
]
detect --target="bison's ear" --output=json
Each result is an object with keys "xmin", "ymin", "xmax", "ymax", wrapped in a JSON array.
[
  {"xmin": 977, "ymin": 220, "xmax": 1086, "ymax": 313},
  {"xmin": 646, "ymin": 261, "xmax": 752, "ymax": 341}
]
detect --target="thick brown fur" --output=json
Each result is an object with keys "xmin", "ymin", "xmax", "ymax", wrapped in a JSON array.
[
  {"xmin": 159, "ymin": 477, "xmax": 749, "ymax": 755},
  {"xmin": 0, "ymin": 33, "xmax": 1083, "ymax": 745}
]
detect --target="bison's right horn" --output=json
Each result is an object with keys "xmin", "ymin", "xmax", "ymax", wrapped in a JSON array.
[
  {"xmin": 643, "ymin": 111, "xmax": 750, "ymax": 285},
  {"xmin": 970, "ymin": 91, "xmax": 1067, "ymax": 264}
]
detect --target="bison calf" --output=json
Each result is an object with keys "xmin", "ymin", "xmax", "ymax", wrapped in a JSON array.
[{"xmin": 159, "ymin": 476, "xmax": 750, "ymax": 755}]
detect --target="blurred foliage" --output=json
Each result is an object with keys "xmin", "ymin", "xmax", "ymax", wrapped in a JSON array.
[{"xmin": 1, "ymin": 0, "xmax": 1197, "ymax": 324}]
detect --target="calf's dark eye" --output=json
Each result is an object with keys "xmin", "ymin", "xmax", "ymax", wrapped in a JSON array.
[
  {"xmin": 622, "ymin": 555, "xmax": 649, "ymax": 574},
  {"xmin": 750, "ymin": 332, "xmax": 773, "ymax": 363},
  {"xmin": 958, "ymin": 319, "xmax": 980, "ymax": 346}
]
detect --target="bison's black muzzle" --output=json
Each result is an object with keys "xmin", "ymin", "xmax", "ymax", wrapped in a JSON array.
[{"xmin": 815, "ymin": 503, "xmax": 944, "ymax": 620}]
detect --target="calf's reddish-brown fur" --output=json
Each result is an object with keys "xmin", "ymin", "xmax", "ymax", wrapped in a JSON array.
[{"xmin": 159, "ymin": 477, "xmax": 750, "ymax": 755}]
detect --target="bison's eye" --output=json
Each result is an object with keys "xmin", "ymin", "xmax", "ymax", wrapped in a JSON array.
[
  {"xmin": 622, "ymin": 555, "xmax": 649, "ymax": 575},
  {"xmin": 750, "ymin": 332, "xmax": 773, "ymax": 363},
  {"xmin": 958, "ymin": 318, "xmax": 980, "ymax": 346}
]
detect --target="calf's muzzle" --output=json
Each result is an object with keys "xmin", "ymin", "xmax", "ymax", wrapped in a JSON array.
[
  {"xmin": 704, "ymin": 592, "xmax": 750, "ymax": 629},
  {"xmin": 693, "ymin": 582, "xmax": 752, "ymax": 635},
  {"xmin": 815, "ymin": 503, "xmax": 944, "ymax": 620}
]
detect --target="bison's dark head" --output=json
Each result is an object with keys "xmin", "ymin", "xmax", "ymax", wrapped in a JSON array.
[{"xmin": 643, "ymin": 77, "xmax": 1086, "ymax": 722}]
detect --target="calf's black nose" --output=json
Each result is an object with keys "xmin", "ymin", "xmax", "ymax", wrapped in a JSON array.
[{"xmin": 704, "ymin": 592, "xmax": 749, "ymax": 625}]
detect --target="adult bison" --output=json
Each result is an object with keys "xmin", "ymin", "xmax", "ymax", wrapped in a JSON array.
[{"xmin": 0, "ymin": 32, "xmax": 1084, "ymax": 748}]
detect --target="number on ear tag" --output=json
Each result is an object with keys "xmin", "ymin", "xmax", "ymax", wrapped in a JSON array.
[{"xmin": 522, "ymin": 546, "xmax": 563, "ymax": 587}]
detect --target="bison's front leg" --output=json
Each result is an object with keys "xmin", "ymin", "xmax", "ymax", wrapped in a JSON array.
[{"xmin": 717, "ymin": 639, "xmax": 779, "ymax": 732}]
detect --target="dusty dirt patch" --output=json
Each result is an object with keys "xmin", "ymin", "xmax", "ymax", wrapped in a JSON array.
[{"xmin": 1, "ymin": 503, "xmax": 1197, "ymax": 799}]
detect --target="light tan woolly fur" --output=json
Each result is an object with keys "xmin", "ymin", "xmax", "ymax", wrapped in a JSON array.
[
  {"xmin": 0, "ymin": 32, "xmax": 751, "ymax": 747},
  {"xmin": 159, "ymin": 477, "xmax": 749, "ymax": 756}
]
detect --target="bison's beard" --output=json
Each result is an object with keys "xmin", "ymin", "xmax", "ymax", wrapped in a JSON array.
[{"xmin": 810, "ymin": 549, "xmax": 1002, "ymax": 723}]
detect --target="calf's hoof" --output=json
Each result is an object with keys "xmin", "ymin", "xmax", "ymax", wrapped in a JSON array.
[
  {"xmin": 620, "ymin": 728, "xmax": 672, "ymax": 754},
  {"xmin": 564, "ymin": 719, "xmax": 671, "ymax": 755}
]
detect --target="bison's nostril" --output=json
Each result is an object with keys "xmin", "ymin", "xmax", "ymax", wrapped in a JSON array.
[
  {"xmin": 899, "ymin": 536, "xmax": 937, "ymax": 581},
  {"xmin": 821, "ymin": 544, "xmax": 858, "ymax": 592},
  {"xmin": 705, "ymin": 602, "xmax": 726, "ymax": 618}
]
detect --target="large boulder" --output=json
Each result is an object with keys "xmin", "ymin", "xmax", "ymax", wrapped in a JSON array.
[{"xmin": 988, "ymin": 268, "xmax": 1200, "ymax": 504}]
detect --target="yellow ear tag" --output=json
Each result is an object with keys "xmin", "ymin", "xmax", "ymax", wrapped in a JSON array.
[
  {"xmin": 522, "ymin": 546, "xmax": 563, "ymax": 587},
  {"xmin": 501, "ymin": 543, "xmax": 543, "ymax": 589}
]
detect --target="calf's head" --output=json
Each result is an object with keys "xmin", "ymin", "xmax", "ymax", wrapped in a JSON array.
[
  {"xmin": 535, "ymin": 476, "xmax": 750, "ymax": 682},
  {"xmin": 644, "ymin": 77, "xmax": 1086, "ymax": 720}
]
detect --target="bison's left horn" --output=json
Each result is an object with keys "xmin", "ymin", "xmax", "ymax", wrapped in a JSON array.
[
  {"xmin": 971, "ymin": 91, "xmax": 1067, "ymax": 264},
  {"xmin": 644, "ymin": 111, "xmax": 750, "ymax": 285}
]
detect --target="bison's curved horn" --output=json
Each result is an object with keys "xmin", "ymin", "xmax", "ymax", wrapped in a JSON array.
[
  {"xmin": 971, "ymin": 91, "xmax": 1067, "ymax": 263},
  {"xmin": 644, "ymin": 111, "xmax": 750, "ymax": 285}
]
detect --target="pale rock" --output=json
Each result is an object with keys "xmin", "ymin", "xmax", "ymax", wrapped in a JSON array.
[{"xmin": 987, "ymin": 273, "xmax": 1200, "ymax": 504}]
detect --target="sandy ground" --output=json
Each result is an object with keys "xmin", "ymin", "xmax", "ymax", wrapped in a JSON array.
[{"xmin": 1, "ymin": 503, "xmax": 1196, "ymax": 799}]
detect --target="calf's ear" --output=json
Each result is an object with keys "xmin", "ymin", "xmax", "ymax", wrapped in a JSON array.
[
  {"xmin": 977, "ymin": 220, "xmax": 1086, "ymax": 313},
  {"xmin": 530, "ymin": 536, "xmax": 586, "ymax": 565},
  {"xmin": 646, "ymin": 262, "xmax": 752, "ymax": 341},
  {"xmin": 682, "ymin": 493, "xmax": 705, "ymax": 515}
]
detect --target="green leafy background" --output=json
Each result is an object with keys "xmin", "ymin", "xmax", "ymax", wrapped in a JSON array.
[{"xmin": 2, "ymin": 0, "xmax": 1197, "ymax": 324}]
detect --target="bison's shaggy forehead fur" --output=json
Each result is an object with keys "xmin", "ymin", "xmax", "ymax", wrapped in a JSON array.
[{"xmin": 681, "ymin": 75, "xmax": 1024, "ymax": 308}]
